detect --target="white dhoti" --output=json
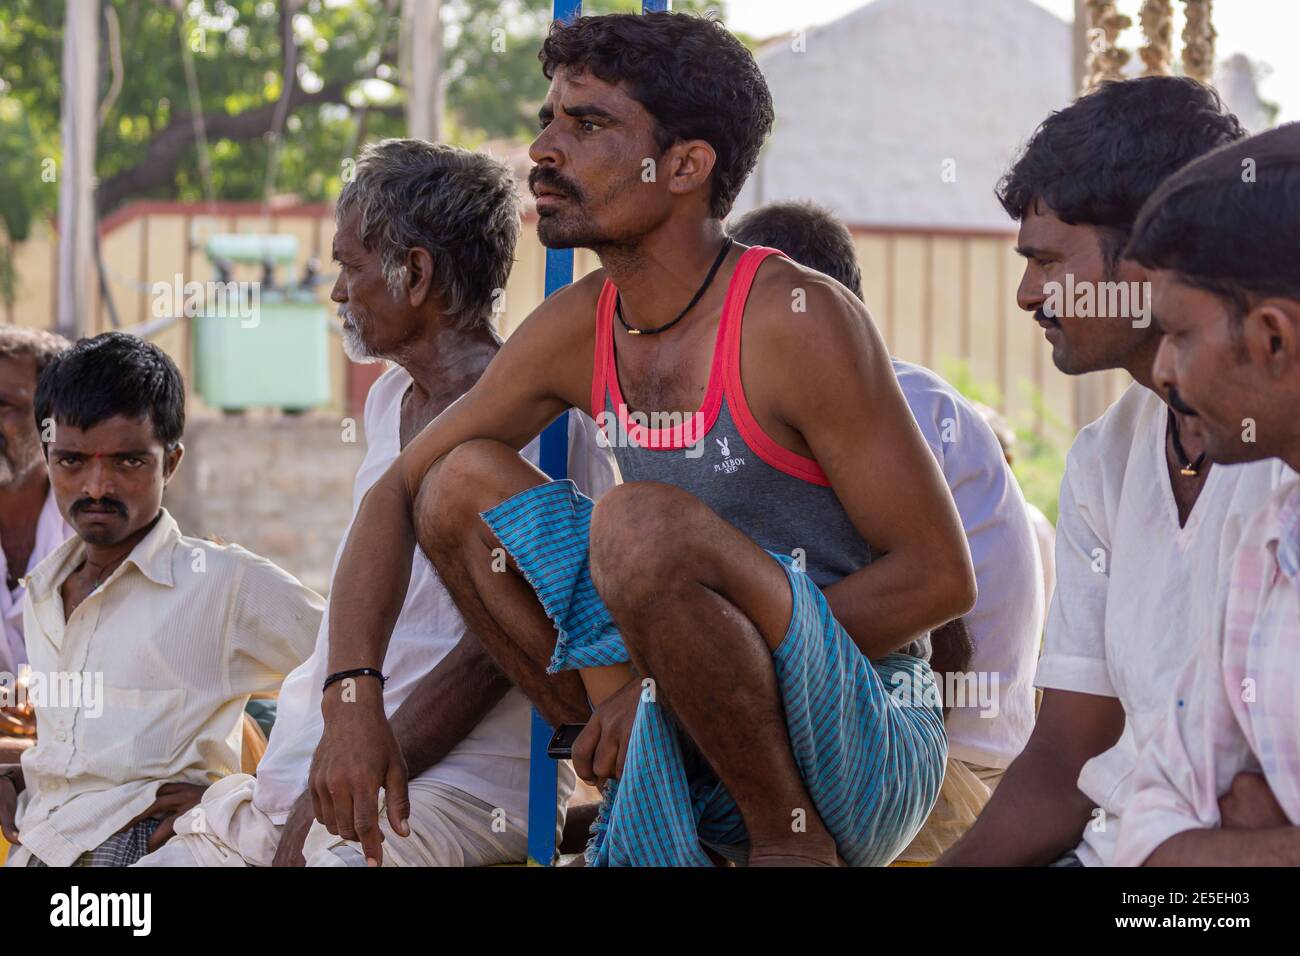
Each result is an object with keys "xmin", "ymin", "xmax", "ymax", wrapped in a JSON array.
[
  {"xmin": 134, "ymin": 774, "xmax": 538, "ymax": 868},
  {"xmin": 132, "ymin": 772, "xmax": 280, "ymax": 867},
  {"xmin": 303, "ymin": 778, "xmax": 532, "ymax": 867}
]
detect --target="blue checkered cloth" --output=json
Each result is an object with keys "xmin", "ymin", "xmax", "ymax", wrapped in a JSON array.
[{"xmin": 482, "ymin": 479, "xmax": 947, "ymax": 867}]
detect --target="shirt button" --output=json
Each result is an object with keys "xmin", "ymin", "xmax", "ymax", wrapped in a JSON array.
[{"xmin": 55, "ymin": 730, "xmax": 68, "ymax": 742}]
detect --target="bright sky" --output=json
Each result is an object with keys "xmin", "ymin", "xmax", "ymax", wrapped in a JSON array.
[{"xmin": 726, "ymin": 0, "xmax": 1299, "ymax": 123}]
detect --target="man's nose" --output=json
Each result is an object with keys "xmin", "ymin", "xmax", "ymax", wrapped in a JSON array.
[
  {"xmin": 1016, "ymin": 266, "xmax": 1044, "ymax": 313},
  {"xmin": 82, "ymin": 460, "xmax": 114, "ymax": 500},
  {"xmin": 528, "ymin": 123, "xmax": 561, "ymax": 168},
  {"xmin": 330, "ymin": 272, "xmax": 346, "ymax": 304}
]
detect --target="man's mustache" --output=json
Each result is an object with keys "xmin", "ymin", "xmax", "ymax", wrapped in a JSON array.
[
  {"xmin": 1167, "ymin": 387, "xmax": 1199, "ymax": 417},
  {"xmin": 528, "ymin": 166, "xmax": 583, "ymax": 203},
  {"xmin": 71, "ymin": 497, "xmax": 129, "ymax": 518}
]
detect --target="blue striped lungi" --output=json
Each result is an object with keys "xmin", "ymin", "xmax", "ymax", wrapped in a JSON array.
[{"xmin": 482, "ymin": 479, "xmax": 946, "ymax": 867}]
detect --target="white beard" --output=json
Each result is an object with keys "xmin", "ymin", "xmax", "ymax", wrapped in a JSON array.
[{"xmin": 339, "ymin": 308, "xmax": 383, "ymax": 365}]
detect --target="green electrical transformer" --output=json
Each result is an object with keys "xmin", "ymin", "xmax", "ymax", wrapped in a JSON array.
[{"xmin": 192, "ymin": 233, "xmax": 331, "ymax": 413}]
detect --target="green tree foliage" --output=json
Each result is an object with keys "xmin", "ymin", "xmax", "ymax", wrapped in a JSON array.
[
  {"xmin": 941, "ymin": 358, "xmax": 1068, "ymax": 524},
  {"xmin": 0, "ymin": 0, "xmax": 733, "ymax": 304}
]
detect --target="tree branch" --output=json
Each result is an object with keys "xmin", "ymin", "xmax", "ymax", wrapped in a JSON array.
[
  {"xmin": 95, "ymin": 0, "xmax": 404, "ymax": 216},
  {"xmin": 95, "ymin": 79, "xmax": 348, "ymax": 215}
]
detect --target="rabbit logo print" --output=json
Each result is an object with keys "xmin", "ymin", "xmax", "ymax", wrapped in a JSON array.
[{"xmin": 713, "ymin": 435, "xmax": 745, "ymax": 475}]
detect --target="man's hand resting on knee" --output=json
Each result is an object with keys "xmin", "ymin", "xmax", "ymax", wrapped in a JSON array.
[
  {"xmin": 122, "ymin": 782, "xmax": 209, "ymax": 853},
  {"xmin": 573, "ymin": 677, "xmax": 642, "ymax": 787},
  {"xmin": 272, "ymin": 790, "xmax": 319, "ymax": 867},
  {"xmin": 310, "ymin": 680, "xmax": 410, "ymax": 867},
  {"xmin": 0, "ymin": 767, "xmax": 21, "ymax": 844}
]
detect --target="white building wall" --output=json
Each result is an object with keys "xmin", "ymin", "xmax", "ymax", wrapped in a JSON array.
[
  {"xmin": 732, "ymin": 0, "xmax": 1074, "ymax": 230},
  {"xmin": 733, "ymin": 0, "xmax": 1273, "ymax": 230}
]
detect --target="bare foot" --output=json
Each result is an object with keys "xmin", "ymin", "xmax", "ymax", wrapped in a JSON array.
[
  {"xmin": 748, "ymin": 834, "xmax": 839, "ymax": 867},
  {"xmin": 748, "ymin": 853, "xmax": 840, "ymax": 867}
]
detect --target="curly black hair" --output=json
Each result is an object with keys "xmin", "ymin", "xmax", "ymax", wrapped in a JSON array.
[
  {"xmin": 540, "ymin": 11, "xmax": 774, "ymax": 219},
  {"xmin": 1127, "ymin": 122, "xmax": 1300, "ymax": 314},
  {"xmin": 997, "ymin": 76, "xmax": 1246, "ymax": 267}
]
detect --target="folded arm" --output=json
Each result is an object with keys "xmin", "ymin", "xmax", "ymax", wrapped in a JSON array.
[
  {"xmin": 1146, "ymin": 823, "xmax": 1300, "ymax": 866},
  {"xmin": 767, "ymin": 273, "xmax": 976, "ymax": 656}
]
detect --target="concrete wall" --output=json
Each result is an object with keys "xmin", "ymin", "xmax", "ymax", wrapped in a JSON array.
[{"xmin": 164, "ymin": 413, "xmax": 368, "ymax": 596}]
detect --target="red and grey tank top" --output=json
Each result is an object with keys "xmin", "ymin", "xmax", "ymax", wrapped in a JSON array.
[{"xmin": 591, "ymin": 246, "xmax": 924, "ymax": 658}]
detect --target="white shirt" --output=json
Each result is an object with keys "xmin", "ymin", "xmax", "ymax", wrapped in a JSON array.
[
  {"xmin": 251, "ymin": 365, "xmax": 617, "ymax": 824},
  {"xmin": 893, "ymin": 359, "xmax": 1043, "ymax": 769},
  {"xmin": 0, "ymin": 486, "xmax": 72, "ymax": 673},
  {"xmin": 1035, "ymin": 382, "xmax": 1293, "ymax": 867},
  {"xmin": 1025, "ymin": 501, "xmax": 1057, "ymax": 618},
  {"xmin": 1116, "ymin": 480, "xmax": 1300, "ymax": 866},
  {"xmin": 10, "ymin": 510, "xmax": 322, "ymax": 867}
]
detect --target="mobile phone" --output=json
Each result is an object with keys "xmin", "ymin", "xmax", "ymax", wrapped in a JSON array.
[{"xmin": 546, "ymin": 722, "xmax": 586, "ymax": 759}]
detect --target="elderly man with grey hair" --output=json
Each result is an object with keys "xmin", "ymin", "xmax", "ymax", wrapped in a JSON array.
[
  {"xmin": 135, "ymin": 139, "xmax": 614, "ymax": 868},
  {"xmin": 0, "ymin": 325, "xmax": 73, "ymax": 764}
]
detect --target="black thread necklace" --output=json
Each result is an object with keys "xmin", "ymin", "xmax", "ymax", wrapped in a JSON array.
[
  {"xmin": 616, "ymin": 237, "xmax": 734, "ymax": 335},
  {"xmin": 1167, "ymin": 408, "xmax": 1207, "ymax": 477}
]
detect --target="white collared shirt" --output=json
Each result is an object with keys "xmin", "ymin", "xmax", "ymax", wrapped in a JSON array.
[
  {"xmin": 9, "ymin": 508, "xmax": 322, "ymax": 867},
  {"xmin": 1116, "ymin": 480, "xmax": 1300, "ymax": 865},
  {"xmin": 1035, "ymin": 382, "xmax": 1293, "ymax": 866},
  {"xmin": 0, "ymin": 484, "xmax": 73, "ymax": 673}
]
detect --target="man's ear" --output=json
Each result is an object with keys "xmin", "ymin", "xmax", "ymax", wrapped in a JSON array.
[
  {"xmin": 1116, "ymin": 258, "xmax": 1148, "ymax": 286},
  {"xmin": 664, "ymin": 139, "xmax": 717, "ymax": 206},
  {"xmin": 1245, "ymin": 298, "xmax": 1300, "ymax": 379},
  {"xmin": 163, "ymin": 443, "xmax": 184, "ymax": 481},
  {"xmin": 405, "ymin": 247, "xmax": 436, "ymax": 309}
]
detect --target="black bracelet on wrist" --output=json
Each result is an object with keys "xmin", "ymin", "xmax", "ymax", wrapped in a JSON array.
[{"xmin": 322, "ymin": 667, "xmax": 387, "ymax": 694}]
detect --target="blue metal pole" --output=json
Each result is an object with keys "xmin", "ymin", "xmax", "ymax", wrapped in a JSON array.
[
  {"xmin": 526, "ymin": 0, "xmax": 583, "ymax": 871},
  {"xmin": 525, "ymin": 0, "xmax": 672, "ymax": 869}
]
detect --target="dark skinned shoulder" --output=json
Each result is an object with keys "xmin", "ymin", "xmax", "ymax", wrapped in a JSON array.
[
  {"xmin": 741, "ymin": 255, "xmax": 888, "ymax": 410},
  {"xmin": 495, "ymin": 265, "xmax": 608, "ymax": 412}
]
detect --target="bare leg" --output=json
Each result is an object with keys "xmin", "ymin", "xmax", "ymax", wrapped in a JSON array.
[
  {"xmin": 587, "ymin": 481, "xmax": 838, "ymax": 866},
  {"xmin": 415, "ymin": 439, "xmax": 589, "ymax": 728}
]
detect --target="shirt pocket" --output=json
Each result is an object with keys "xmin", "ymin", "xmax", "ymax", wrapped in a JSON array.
[{"xmin": 76, "ymin": 686, "xmax": 185, "ymax": 782}]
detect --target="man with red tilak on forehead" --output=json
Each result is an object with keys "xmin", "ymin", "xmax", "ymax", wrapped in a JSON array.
[{"xmin": 1, "ymin": 333, "xmax": 319, "ymax": 867}]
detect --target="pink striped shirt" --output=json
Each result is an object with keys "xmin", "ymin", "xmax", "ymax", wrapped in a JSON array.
[{"xmin": 1117, "ymin": 480, "xmax": 1300, "ymax": 865}]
